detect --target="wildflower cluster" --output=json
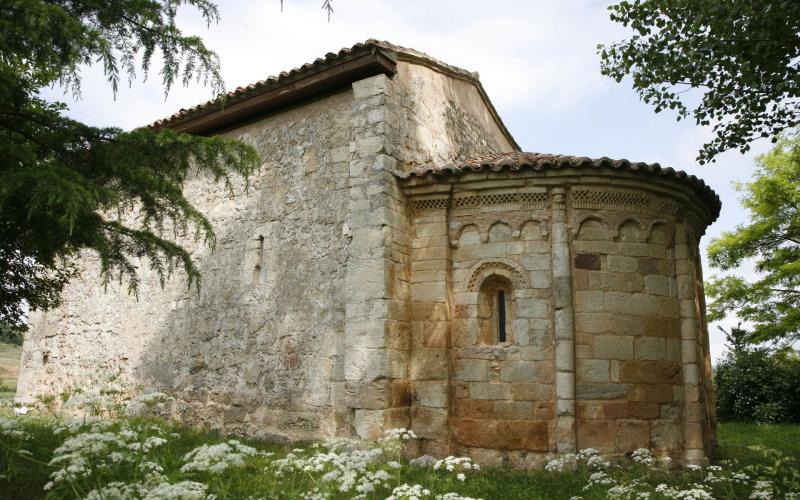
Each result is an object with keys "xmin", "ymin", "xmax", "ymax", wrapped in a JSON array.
[
  {"xmin": 2, "ymin": 406, "xmax": 800, "ymax": 500},
  {"xmin": 45, "ymin": 420, "xmax": 170, "ymax": 492},
  {"xmin": 180, "ymin": 440, "xmax": 260, "ymax": 474},
  {"xmin": 433, "ymin": 456, "xmax": 480, "ymax": 482}
]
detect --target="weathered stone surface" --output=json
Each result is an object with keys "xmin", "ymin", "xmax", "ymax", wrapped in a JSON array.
[
  {"xmin": 500, "ymin": 361, "xmax": 537, "ymax": 383},
  {"xmin": 454, "ymin": 418, "xmax": 549, "ymax": 451}
]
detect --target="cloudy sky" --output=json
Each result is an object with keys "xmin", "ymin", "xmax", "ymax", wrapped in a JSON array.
[{"xmin": 44, "ymin": 0, "xmax": 774, "ymax": 362}]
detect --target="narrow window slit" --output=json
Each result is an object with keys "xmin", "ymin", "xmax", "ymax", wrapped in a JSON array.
[
  {"xmin": 255, "ymin": 236, "xmax": 266, "ymax": 286},
  {"xmin": 497, "ymin": 290, "xmax": 506, "ymax": 342}
]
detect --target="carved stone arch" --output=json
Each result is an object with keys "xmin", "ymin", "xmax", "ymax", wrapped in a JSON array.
[
  {"xmin": 467, "ymin": 258, "xmax": 530, "ymax": 292},
  {"xmin": 487, "ymin": 220, "xmax": 513, "ymax": 242},
  {"xmin": 612, "ymin": 217, "xmax": 648, "ymax": 241},
  {"xmin": 571, "ymin": 214, "xmax": 612, "ymax": 239},
  {"xmin": 515, "ymin": 217, "xmax": 550, "ymax": 240},
  {"xmin": 645, "ymin": 219, "xmax": 674, "ymax": 244},
  {"xmin": 451, "ymin": 222, "xmax": 483, "ymax": 247}
]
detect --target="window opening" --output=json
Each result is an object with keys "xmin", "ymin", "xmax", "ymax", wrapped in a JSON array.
[
  {"xmin": 497, "ymin": 290, "xmax": 507, "ymax": 342},
  {"xmin": 255, "ymin": 236, "xmax": 266, "ymax": 286}
]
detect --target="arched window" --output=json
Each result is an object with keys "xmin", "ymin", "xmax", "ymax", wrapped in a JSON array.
[{"xmin": 477, "ymin": 275, "xmax": 513, "ymax": 345}]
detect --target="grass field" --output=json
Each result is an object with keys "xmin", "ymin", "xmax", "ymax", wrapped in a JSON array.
[
  {"xmin": 0, "ymin": 416, "xmax": 798, "ymax": 500},
  {"xmin": 0, "ymin": 342, "xmax": 20, "ymax": 394}
]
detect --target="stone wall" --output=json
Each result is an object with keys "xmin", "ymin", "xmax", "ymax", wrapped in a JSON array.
[
  {"xmin": 17, "ymin": 58, "xmax": 518, "ymax": 444},
  {"xmin": 400, "ymin": 170, "xmax": 717, "ymax": 465},
  {"xmin": 18, "ymin": 90, "xmax": 355, "ymax": 441},
  {"xmin": 341, "ymin": 61, "xmax": 516, "ymax": 441}
]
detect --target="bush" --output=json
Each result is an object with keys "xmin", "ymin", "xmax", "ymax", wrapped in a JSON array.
[{"xmin": 715, "ymin": 347, "xmax": 800, "ymax": 423}]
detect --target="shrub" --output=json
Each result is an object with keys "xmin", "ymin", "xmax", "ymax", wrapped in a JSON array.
[{"xmin": 714, "ymin": 347, "xmax": 800, "ymax": 423}]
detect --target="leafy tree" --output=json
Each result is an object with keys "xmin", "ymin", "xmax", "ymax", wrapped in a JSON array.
[
  {"xmin": 714, "ymin": 342, "xmax": 800, "ymax": 424},
  {"xmin": 599, "ymin": 0, "xmax": 800, "ymax": 164},
  {"xmin": 0, "ymin": 1, "xmax": 263, "ymax": 328},
  {"xmin": 706, "ymin": 132, "xmax": 800, "ymax": 344}
]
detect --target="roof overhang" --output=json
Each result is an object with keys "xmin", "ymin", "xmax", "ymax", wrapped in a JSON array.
[{"xmin": 158, "ymin": 49, "xmax": 397, "ymax": 135}]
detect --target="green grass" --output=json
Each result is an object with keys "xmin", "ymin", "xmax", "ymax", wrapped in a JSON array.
[
  {"xmin": 1, "ymin": 419, "xmax": 798, "ymax": 499},
  {"xmin": 0, "ymin": 343, "xmax": 20, "ymax": 393},
  {"xmin": 717, "ymin": 422, "xmax": 800, "ymax": 459}
]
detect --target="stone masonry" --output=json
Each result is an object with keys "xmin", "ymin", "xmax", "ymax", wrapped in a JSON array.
[{"xmin": 16, "ymin": 40, "xmax": 719, "ymax": 465}]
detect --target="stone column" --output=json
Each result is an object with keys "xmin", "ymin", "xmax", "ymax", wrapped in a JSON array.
[
  {"xmin": 674, "ymin": 223, "xmax": 706, "ymax": 464},
  {"xmin": 550, "ymin": 187, "xmax": 576, "ymax": 453}
]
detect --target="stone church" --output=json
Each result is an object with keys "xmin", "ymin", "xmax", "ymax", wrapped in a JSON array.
[{"xmin": 17, "ymin": 40, "xmax": 719, "ymax": 465}]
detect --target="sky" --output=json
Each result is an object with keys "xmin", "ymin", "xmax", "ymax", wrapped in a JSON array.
[{"xmin": 43, "ymin": 0, "xmax": 775, "ymax": 362}]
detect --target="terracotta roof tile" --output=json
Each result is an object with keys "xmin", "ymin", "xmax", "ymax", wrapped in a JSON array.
[
  {"xmin": 151, "ymin": 39, "xmax": 512, "ymax": 139},
  {"xmin": 397, "ymin": 152, "xmax": 720, "ymax": 221}
]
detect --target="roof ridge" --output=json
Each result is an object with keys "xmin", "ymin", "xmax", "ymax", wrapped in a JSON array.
[{"xmin": 151, "ymin": 38, "xmax": 500, "ymax": 134}]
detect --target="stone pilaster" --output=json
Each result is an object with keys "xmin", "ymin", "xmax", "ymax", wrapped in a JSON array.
[
  {"xmin": 550, "ymin": 187, "xmax": 576, "ymax": 453},
  {"xmin": 674, "ymin": 224, "xmax": 706, "ymax": 465},
  {"xmin": 343, "ymin": 75, "xmax": 411, "ymax": 439},
  {"xmin": 406, "ymin": 194, "xmax": 452, "ymax": 457}
]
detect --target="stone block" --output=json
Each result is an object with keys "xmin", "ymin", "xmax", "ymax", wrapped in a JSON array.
[
  {"xmin": 535, "ymin": 401, "xmax": 555, "ymax": 420},
  {"xmin": 602, "ymin": 401, "xmax": 630, "ymax": 419},
  {"xmin": 468, "ymin": 447, "xmax": 505, "ymax": 467},
  {"xmin": 454, "ymin": 399, "xmax": 493, "ymax": 419},
  {"xmin": 455, "ymin": 359, "xmax": 489, "ymax": 382},
  {"xmin": 574, "ymin": 253, "xmax": 601, "ymax": 270},
  {"xmin": 577, "ymin": 359, "xmax": 610, "ymax": 383},
  {"xmin": 410, "ymin": 349, "xmax": 448, "ymax": 380},
  {"xmin": 575, "ymin": 290, "xmax": 604, "ymax": 312},
  {"xmin": 493, "ymin": 401, "xmax": 535, "ymax": 420},
  {"xmin": 578, "ymin": 401, "xmax": 604, "ymax": 420},
  {"xmin": 412, "ymin": 406, "xmax": 449, "ymax": 440},
  {"xmin": 556, "ymin": 372, "xmax": 575, "ymax": 400},
  {"xmin": 512, "ymin": 383, "xmax": 553, "ymax": 401},
  {"xmin": 645, "ymin": 317, "xmax": 681, "ymax": 338},
  {"xmin": 346, "ymin": 380, "xmax": 389, "ymax": 409},
  {"xmin": 616, "ymin": 420, "xmax": 650, "ymax": 451},
  {"xmin": 576, "ymin": 383, "xmax": 629, "ymax": 400},
  {"xmin": 469, "ymin": 382, "xmax": 512, "ymax": 400},
  {"xmin": 636, "ymin": 337, "xmax": 666, "ymax": 360},
  {"xmin": 605, "ymin": 292, "xmax": 658, "ymax": 316},
  {"xmin": 531, "ymin": 270, "xmax": 552, "ymax": 289},
  {"xmin": 500, "ymin": 361, "xmax": 537, "ymax": 383},
  {"xmin": 575, "ymin": 312, "xmax": 608, "ymax": 334},
  {"xmin": 352, "ymin": 75, "xmax": 388, "ymax": 98},
  {"xmin": 645, "ymin": 275, "xmax": 672, "ymax": 296},
  {"xmin": 411, "ymin": 282, "xmax": 446, "ymax": 302},
  {"xmin": 593, "ymin": 335, "xmax": 634, "ymax": 360},
  {"xmin": 454, "ymin": 419, "xmax": 549, "ymax": 451},
  {"xmin": 619, "ymin": 360, "xmax": 681, "ymax": 385},
  {"xmin": 630, "ymin": 402, "xmax": 661, "ymax": 419},
  {"xmin": 612, "ymin": 272, "xmax": 645, "ymax": 293},
  {"xmin": 517, "ymin": 298, "xmax": 549, "ymax": 319},
  {"xmin": 577, "ymin": 420, "xmax": 615, "ymax": 451},
  {"xmin": 422, "ymin": 321, "xmax": 449, "ymax": 348},
  {"xmin": 607, "ymin": 255, "xmax": 638, "ymax": 273},
  {"xmin": 536, "ymin": 359, "xmax": 554, "ymax": 384},
  {"xmin": 646, "ymin": 384, "xmax": 675, "ymax": 403},
  {"xmin": 353, "ymin": 409, "xmax": 384, "ymax": 440},
  {"xmin": 651, "ymin": 420, "xmax": 682, "ymax": 452},
  {"xmin": 415, "ymin": 381, "xmax": 449, "ymax": 408}
]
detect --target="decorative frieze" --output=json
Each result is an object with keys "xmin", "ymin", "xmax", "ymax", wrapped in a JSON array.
[{"xmin": 572, "ymin": 189, "xmax": 677, "ymax": 218}]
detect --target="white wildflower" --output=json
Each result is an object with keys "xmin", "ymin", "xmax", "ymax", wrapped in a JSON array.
[
  {"xmin": 180, "ymin": 440, "xmax": 258, "ymax": 474},
  {"xmin": 142, "ymin": 480, "xmax": 214, "ymax": 499},
  {"xmin": 387, "ymin": 483, "xmax": 430, "ymax": 500},
  {"xmin": 750, "ymin": 480, "xmax": 773, "ymax": 500}
]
